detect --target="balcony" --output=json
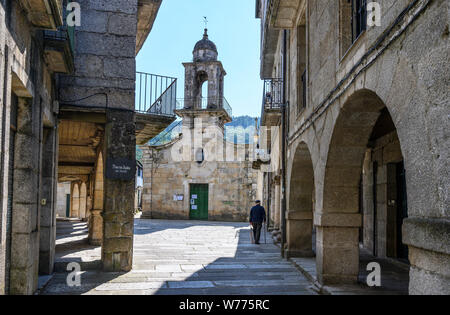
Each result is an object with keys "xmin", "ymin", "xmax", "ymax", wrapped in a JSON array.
[
  {"xmin": 136, "ymin": 0, "xmax": 162, "ymax": 55},
  {"xmin": 261, "ymin": 78, "xmax": 283, "ymax": 127},
  {"xmin": 265, "ymin": 0, "xmax": 306, "ymax": 29},
  {"xmin": 259, "ymin": 0, "xmax": 280, "ymax": 78},
  {"xmin": 43, "ymin": 27, "xmax": 75, "ymax": 74},
  {"xmin": 19, "ymin": 0, "xmax": 63, "ymax": 29},
  {"xmin": 258, "ymin": 0, "xmax": 306, "ymax": 78},
  {"xmin": 176, "ymin": 97, "xmax": 233, "ymax": 123},
  {"xmin": 135, "ymin": 72, "xmax": 178, "ymax": 145}
]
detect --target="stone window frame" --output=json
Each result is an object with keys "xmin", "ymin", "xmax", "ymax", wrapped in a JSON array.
[
  {"xmin": 195, "ymin": 148, "xmax": 205, "ymax": 165},
  {"xmin": 296, "ymin": 24, "xmax": 307, "ymax": 118},
  {"xmin": 339, "ymin": 0, "xmax": 367, "ymax": 60}
]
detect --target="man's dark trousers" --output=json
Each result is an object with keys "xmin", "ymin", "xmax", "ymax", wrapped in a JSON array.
[{"xmin": 252, "ymin": 222, "xmax": 263, "ymax": 244}]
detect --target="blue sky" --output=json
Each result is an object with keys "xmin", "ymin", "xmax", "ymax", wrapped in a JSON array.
[{"xmin": 136, "ymin": 0, "xmax": 262, "ymax": 117}]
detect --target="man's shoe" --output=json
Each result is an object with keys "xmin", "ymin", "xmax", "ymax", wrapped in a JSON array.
[{"xmin": 255, "ymin": 242, "xmax": 260, "ymax": 244}]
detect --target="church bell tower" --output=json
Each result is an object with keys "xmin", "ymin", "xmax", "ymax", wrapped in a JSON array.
[{"xmin": 176, "ymin": 28, "xmax": 232, "ymax": 130}]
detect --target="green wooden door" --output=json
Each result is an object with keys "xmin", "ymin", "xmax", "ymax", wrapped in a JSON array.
[{"xmin": 189, "ymin": 184, "xmax": 209, "ymax": 220}]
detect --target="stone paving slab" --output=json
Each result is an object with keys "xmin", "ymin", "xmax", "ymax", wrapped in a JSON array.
[
  {"xmin": 41, "ymin": 219, "xmax": 316, "ymax": 295},
  {"xmin": 96, "ymin": 282, "xmax": 167, "ymax": 291},
  {"xmin": 167, "ymin": 281, "xmax": 215, "ymax": 289}
]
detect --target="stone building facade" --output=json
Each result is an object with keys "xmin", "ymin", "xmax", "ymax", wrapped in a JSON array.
[
  {"xmin": 0, "ymin": 0, "xmax": 170, "ymax": 295},
  {"xmin": 141, "ymin": 30, "xmax": 258, "ymax": 222},
  {"xmin": 0, "ymin": 0, "xmax": 63, "ymax": 295},
  {"xmin": 255, "ymin": 0, "xmax": 448, "ymax": 295}
]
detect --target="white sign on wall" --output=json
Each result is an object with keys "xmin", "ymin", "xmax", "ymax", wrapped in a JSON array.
[{"xmin": 174, "ymin": 194, "xmax": 184, "ymax": 201}]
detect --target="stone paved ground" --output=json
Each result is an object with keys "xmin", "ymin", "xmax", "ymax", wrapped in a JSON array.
[
  {"xmin": 53, "ymin": 220, "xmax": 101, "ymax": 272},
  {"xmin": 41, "ymin": 219, "xmax": 317, "ymax": 295}
]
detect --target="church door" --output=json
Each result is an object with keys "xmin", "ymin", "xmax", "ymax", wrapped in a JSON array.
[{"xmin": 189, "ymin": 184, "xmax": 209, "ymax": 220}]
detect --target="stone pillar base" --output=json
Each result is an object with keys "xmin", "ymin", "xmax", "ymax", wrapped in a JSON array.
[
  {"xmin": 285, "ymin": 249, "xmax": 315, "ymax": 259},
  {"xmin": 102, "ymin": 237, "xmax": 133, "ymax": 272},
  {"xmin": 89, "ymin": 209, "xmax": 103, "ymax": 246},
  {"xmin": 315, "ymin": 213, "xmax": 361, "ymax": 285},
  {"xmin": 286, "ymin": 211, "xmax": 314, "ymax": 258},
  {"xmin": 403, "ymin": 218, "xmax": 450, "ymax": 295}
]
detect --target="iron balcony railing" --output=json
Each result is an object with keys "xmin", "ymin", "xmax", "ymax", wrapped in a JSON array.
[
  {"xmin": 262, "ymin": 78, "xmax": 283, "ymax": 111},
  {"xmin": 176, "ymin": 97, "xmax": 232, "ymax": 117},
  {"xmin": 136, "ymin": 72, "xmax": 177, "ymax": 116},
  {"xmin": 43, "ymin": 26, "xmax": 75, "ymax": 55},
  {"xmin": 44, "ymin": 0, "xmax": 76, "ymax": 54}
]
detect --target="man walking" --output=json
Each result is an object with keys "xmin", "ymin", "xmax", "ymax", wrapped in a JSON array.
[{"xmin": 249, "ymin": 200, "xmax": 266, "ymax": 244}]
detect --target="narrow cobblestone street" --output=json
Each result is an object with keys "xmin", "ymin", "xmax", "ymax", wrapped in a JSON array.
[{"xmin": 40, "ymin": 219, "xmax": 317, "ymax": 295}]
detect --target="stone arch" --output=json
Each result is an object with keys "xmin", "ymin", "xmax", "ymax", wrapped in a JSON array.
[
  {"xmin": 71, "ymin": 183, "xmax": 80, "ymax": 218},
  {"xmin": 317, "ymin": 88, "xmax": 407, "ymax": 284},
  {"xmin": 89, "ymin": 152, "xmax": 104, "ymax": 245},
  {"xmin": 322, "ymin": 90, "xmax": 386, "ymax": 214},
  {"xmin": 286, "ymin": 141, "xmax": 315, "ymax": 258},
  {"xmin": 196, "ymin": 71, "xmax": 208, "ymax": 105},
  {"xmin": 79, "ymin": 182, "xmax": 87, "ymax": 220}
]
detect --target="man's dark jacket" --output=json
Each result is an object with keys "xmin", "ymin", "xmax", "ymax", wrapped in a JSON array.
[{"xmin": 250, "ymin": 205, "xmax": 266, "ymax": 223}]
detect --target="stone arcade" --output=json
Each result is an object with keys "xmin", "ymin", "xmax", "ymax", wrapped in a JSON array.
[
  {"xmin": 254, "ymin": 0, "xmax": 449, "ymax": 295},
  {"xmin": 0, "ymin": 0, "xmax": 171, "ymax": 294}
]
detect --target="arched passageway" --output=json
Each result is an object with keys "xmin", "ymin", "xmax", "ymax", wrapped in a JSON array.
[
  {"xmin": 286, "ymin": 142, "xmax": 315, "ymax": 258},
  {"xmin": 317, "ymin": 89, "xmax": 409, "ymax": 285}
]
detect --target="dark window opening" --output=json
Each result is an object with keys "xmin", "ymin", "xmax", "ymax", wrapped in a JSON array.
[
  {"xmin": 351, "ymin": 0, "xmax": 367, "ymax": 41},
  {"xmin": 301, "ymin": 70, "xmax": 307, "ymax": 110},
  {"xmin": 297, "ymin": 25, "xmax": 307, "ymax": 112},
  {"xmin": 3, "ymin": 0, "xmax": 12, "ymax": 28},
  {"xmin": 195, "ymin": 148, "xmax": 204, "ymax": 164}
]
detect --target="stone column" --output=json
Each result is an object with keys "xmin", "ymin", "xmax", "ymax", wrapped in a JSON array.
[
  {"xmin": 86, "ymin": 194, "xmax": 92, "ymax": 222},
  {"xmin": 102, "ymin": 109, "xmax": 135, "ymax": 272},
  {"xmin": 315, "ymin": 212, "xmax": 361, "ymax": 284},
  {"xmin": 89, "ymin": 158, "xmax": 104, "ymax": 246},
  {"xmin": 70, "ymin": 183, "xmax": 80, "ymax": 218},
  {"xmin": 79, "ymin": 183, "xmax": 87, "ymax": 221},
  {"xmin": 286, "ymin": 163, "xmax": 314, "ymax": 258},
  {"xmin": 403, "ymin": 218, "xmax": 450, "ymax": 295},
  {"xmin": 10, "ymin": 97, "xmax": 40, "ymax": 295},
  {"xmin": 286, "ymin": 211, "xmax": 314, "ymax": 258},
  {"xmin": 39, "ymin": 126, "xmax": 58, "ymax": 275},
  {"xmin": 89, "ymin": 210, "xmax": 103, "ymax": 246},
  {"xmin": 273, "ymin": 180, "xmax": 281, "ymax": 229}
]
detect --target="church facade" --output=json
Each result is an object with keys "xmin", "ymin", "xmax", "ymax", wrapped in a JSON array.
[{"xmin": 140, "ymin": 30, "xmax": 258, "ymax": 222}]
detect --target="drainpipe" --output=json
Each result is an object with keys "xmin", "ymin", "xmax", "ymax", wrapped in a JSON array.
[
  {"xmin": 150, "ymin": 148, "xmax": 154, "ymax": 219},
  {"xmin": 280, "ymin": 30, "xmax": 288, "ymax": 258},
  {"xmin": 267, "ymin": 173, "xmax": 271, "ymax": 229}
]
